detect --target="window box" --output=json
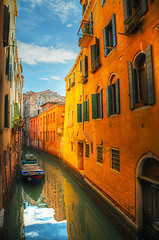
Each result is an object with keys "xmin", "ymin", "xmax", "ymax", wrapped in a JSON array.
[{"xmin": 124, "ymin": 9, "xmax": 143, "ymax": 35}]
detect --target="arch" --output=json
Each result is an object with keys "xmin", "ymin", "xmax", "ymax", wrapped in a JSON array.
[
  {"xmin": 132, "ymin": 50, "xmax": 146, "ymax": 68},
  {"xmin": 108, "ymin": 72, "xmax": 118, "ymax": 85},
  {"xmin": 96, "ymin": 84, "xmax": 101, "ymax": 94},
  {"xmin": 136, "ymin": 152, "xmax": 159, "ymax": 228}
]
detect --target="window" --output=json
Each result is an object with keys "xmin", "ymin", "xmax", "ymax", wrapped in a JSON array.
[
  {"xmin": 101, "ymin": 0, "xmax": 106, "ymax": 7},
  {"xmin": 77, "ymin": 104, "xmax": 82, "ymax": 123},
  {"xmin": 50, "ymin": 113, "xmax": 52, "ymax": 123},
  {"xmin": 85, "ymin": 143, "xmax": 89, "ymax": 158},
  {"xmin": 69, "ymin": 78, "xmax": 71, "ymax": 88},
  {"xmin": 53, "ymin": 112, "xmax": 55, "ymax": 122},
  {"xmin": 84, "ymin": 55, "xmax": 88, "ymax": 80},
  {"xmin": 97, "ymin": 146, "xmax": 103, "ymax": 163},
  {"xmin": 3, "ymin": 5, "xmax": 10, "ymax": 47},
  {"xmin": 80, "ymin": 59, "xmax": 83, "ymax": 73},
  {"xmin": 91, "ymin": 37, "xmax": 101, "ymax": 73},
  {"xmin": 53, "ymin": 131, "xmax": 55, "ymax": 142},
  {"xmin": 73, "ymin": 72, "xmax": 75, "ymax": 84},
  {"xmin": 106, "ymin": 77, "xmax": 120, "ymax": 116},
  {"xmin": 103, "ymin": 14, "xmax": 116, "ymax": 57},
  {"xmin": 71, "ymin": 142, "xmax": 73, "ymax": 151},
  {"xmin": 127, "ymin": 45, "xmax": 155, "ymax": 110},
  {"xmin": 92, "ymin": 87, "xmax": 103, "ymax": 119},
  {"xmin": 111, "ymin": 148, "xmax": 120, "ymax": 172},
  {"xmin": 4, "ymin": 94, "xmax": 9, "ymax": 128},
  {"xmin": 83, "ymin": 99, "xmax": 89, "ymax": 122}
]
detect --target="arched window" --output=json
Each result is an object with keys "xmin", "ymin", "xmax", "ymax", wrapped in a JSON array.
[
  {"xmin": 106, "ymin": 74, "xmax": 120, "ymax": 116},
  {"xmin": 128, "ymin": 45, "xmax": 155, "ymax": 110}
]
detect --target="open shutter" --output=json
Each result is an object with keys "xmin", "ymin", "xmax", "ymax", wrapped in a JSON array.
[
  {"xmin": 3, "ymin": 5, "xmax": 10, "ymax": 47},
  {"xmin": 103, "ymin": 27, "xmax": 109, "ymax": 56},
  {"xmin": 115, "ymin": 79, "xmax": 120, "ymax": 114},
  {"xmin": 100, "ymin": 89, "xmax": 103, "ymax": 118},
  {"xmin": 123, "ymin": 0, "xmax": 132, "ymax": 22},
  {"xmin": 83, "ymin": 101, "xmax": 87, "ymax": 122},
  {"xmin": 92, "ymin": 94, "xmax": 98, "ymax": 119},
  {"xmin": 80, "ymin": 59, "xmax": 83, "ymax": 73},
  {"xmin": 90, "ymin": 11, "xmax": 93, "ymax": 34},
  {"xmin": 96, "ymin": 37, "xmax": 100, "ymax": 62},
  {"xmin": 106, "ymin": 85, "xmax": 112, "ymax": 116},
  {"xmin": 87, "ymin": 99, "xmax": 89, "ymax": 121},
  {"xmin": 91, "ymin": 44, "xmax": 96, "ymax": 69},
  {"xmin": 141, "ymin": 0, "xmax": 148, "ymax": 15},
  {"xmin": 4, "ymin": 94, "xmax": 9, "ymax": 128},
  {"xmin": 127, "ymin": 61, "xmax": 135, "ymax": 110},
  {"xmin": 112, "ymin": 14, "xmax": 117, "ymax": 47},
  {"xmin": 77, "ymin": 104, "xmax": 82, "ymax": 122},
  {"xmin": 146, "ymin": 44, "xmax": 155, "ymax": 105},
  {"xmin": 133, "ymin": 68, "xmax": 139, "ymax": 104},
  {"xmin": 84, "ymin": 55, "xmax": 88, "ymax": 77}
]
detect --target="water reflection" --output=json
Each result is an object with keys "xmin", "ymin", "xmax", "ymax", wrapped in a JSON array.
[{"xmin": 4, "ymin": 149, "xmax": 125, "ymax": 240}]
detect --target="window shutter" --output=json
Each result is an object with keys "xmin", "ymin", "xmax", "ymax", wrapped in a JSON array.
[
  {"xmin": 87, "ymin": 99, "xmax": 89, "ymax": 121},
  {"xmin": 103, "ymin": 27, "xmax": 109, "ymax": 56},
  {"xmin": 133, "ymin": 68, "xmax": 139, "ymax": 104},
  {"xmin": 112, "ymin": 14, "xmax": 117, "ymax": 47},
  {"xmin": 80, "ymin": 59, "xmax": 83, "ymax": 73},
  {"xmin": 146, "ymin": 44, "xmax": 155, "ymax": 105},
  {"xmin": 91, "ymin": 45, "xmax": 96, "ymax": 69},
  {"xmin": 4, "ymin": 94, "xmax": 9, "ymax": 128},
  {"xmin": 9, "ymin": 54, "xmax": 12, "ymax": 82},
  {"xmin": 6, "ymin": 47, "xmax": 10, "ymax": 75},
  {"xmin": 141, "ymin": 0, "xmax": 148, "ymax": 15},
  {"xmin": 115, "ymin": 79, "xmax": 120, "ymax": 114},
  {"xmin": 127, "ymin": 61, "xmax": 135, "ymax": 110},
  {"xmin": 101, "ymin": 0, "xmax": 104, "ymax": 6},
  {"xmin": 106, "ymin": 85, "xmax": 112, "ymax": 116},
  {"xmin": 14, "ymin": 103, "xmax": 19, "ymax": 117},
  {"xmin": 83, "ymin": 101, "xmax": 87, "ymax": 122},
  {"xmin": 3, "ymin": 5, "xmax": 10, "ymax": 47},
  {"xmin": 92, "ymin": 94, "xmax": 98, "ymax": 119},
  {"xmin": 100, "ymin": 89, "xmax": 103, "ymax": 118},
  {"xmin": 123, "ymin": 0, "xmax": 132, "ymax": 21},
  {"xmin": 90, "ymin": 11, "xmax": 93, "ymax": 34},
  {"xmin": 77, "ymin": 104, "xmax": 82, "ymax": 122},
  {"xmin": 84, "ymin": 55, "xmax": 88, "ymax": 77},
  {"xmin": 96, "ymin": 37, "xmax": 100, "ymax": 61}
]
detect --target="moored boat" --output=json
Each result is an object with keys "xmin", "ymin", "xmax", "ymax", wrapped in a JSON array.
[
  {"xmin": 21, "ymin": 153, "xmax": 37, "ymax": 165},
  {"xmin": 21, "ymin": 163, "xmax": 45, "ymax": 184}
]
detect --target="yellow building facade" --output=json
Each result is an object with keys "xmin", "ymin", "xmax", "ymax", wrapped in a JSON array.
[{"xmin": 63, "ymin": 0, "xmax": 159, "ymax": 238}]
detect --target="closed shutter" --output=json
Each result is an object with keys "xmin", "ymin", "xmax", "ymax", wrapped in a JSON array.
[
  {"xmin": 92, "ymin": 94, "xmax": 98, "ymax": 119},
  {"xmin": 90, "ymin": 11, "xmax": 93, "ymax": 34},
  {"xmin": 77, "ymin": 104, "xmax": 82, "ymax": 122},
  {"xmin": 100, "ymin": 89, "xmax": 103, "ymax": 118},
  {"xmin": 146, "ymin": 44, "xmax": 155, "ymax": 105},
  {"xmin": 91, "ymin": 44, "xmax": 96, "ymax": 69},
  {"xmin": 115, "ymin": 79, "xmax": 120, "ymax": 114},
  {"xmin": 127, "ymin": 61, "xmax": 135, "ymax": 110},
  {"xmin": 3, "ymin": 5, "xmax": 10, "ymax": 47},
  {"xmin": 123, "ymin": 0, "xmax": 132, "ymax": 22},
  {"xmin": 83, "ymin": 101, "xmax": 87, "ymax": 122},
  {"xmin": 103, "ymin": 27, "xmax": 109, "ymax": 56},
  {"xmin": 4, "ymin": 94, "xmax": 9, "ymax": 128},
  {"xmin": 106, "ymin": 85, "xmax": 112, "ymax": 116},
  {"xmin": 87, "ymin": 99, "xmax": 89, "ymax": 121},
  {"xmin": 141, "ymin": 0, "xmax": 148, "ymax": 15},
  {"xmin": 84, "ymin": 55, "xmax": 88, "ymax": 77},
  {"xmin": 80, "ymin": 59, "xmax": 83, "ymax": 73},
  {"xmin": 112, "ymin": 14, "xmax": 117, "ymax": 47}
]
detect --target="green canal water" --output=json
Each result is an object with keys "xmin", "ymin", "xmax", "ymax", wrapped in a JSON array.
[{"xmin": 4, "ymin": 149, "xmax": 125, "ymax": 240}]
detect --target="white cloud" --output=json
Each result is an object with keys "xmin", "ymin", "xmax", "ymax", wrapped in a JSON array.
[
  {"xmin": 67, "ymin": 24, "xmax": 72, "ymax": 28},
  {"xmin": 40, "ymin": 78, "xmax": 50, "ymax": 81},
  {"xmin": 51, "ymin": 76, "xmax": 60, "ymax": 81},
  {"xmin": 18, "ymin": 41, "xmax": 77, "ymax": 65}
]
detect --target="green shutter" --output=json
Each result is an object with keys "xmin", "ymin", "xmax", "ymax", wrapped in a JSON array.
[
  {"xmin": 90, "ymin": 11, "xmax": 93, "ymax": 34},
  {"xmin": 6, "ymin": 47, "xmax": 10, "ymax": 75},
  {"xmin": 115, "ymin": 79, "xmax": 120, "ymax": 114},
  {"xmin": 103, "ymin": 26, "xmax": 110, "ymax": 56},
  {"xmin": 100, "ymin": 89, "xmax": 103, "ymax": 118},
  {"xmin": 92, "ymin": 94, "xmax": 98, "ymax": 119},
  {"xmin": 112, "ymin": 14, "xmax": 117, "ymax": 47},
  {"xmin": 96, "ymin": 37, "xmax": 100, "ymax": 61},
  {"xmin": 3, "ymin": 5, "xmax": 10, "ymax": 47},
  {"xmin": 91, "ymin": 44, "xmax": 96, "ymax": 69},
  {"xmin": 146, "ymin": 44, "xmax": 155, "ymax": 105},
  {"xmin": 83, "ymin": 101, "xmax": 87, "ymax": 122},
  {"xmin": 4, "ymin": 94, "xmax": 9, "ymax": 128},
  {"xmin": 133, "ymin": 68, "xmax": 139, "ymax": 104},
  {"xmin": 84, "ymin": 55, "xmax": 88, "ymax": 77},
  {"xmin": 77, "ymin": 104, "xmax": 82, "ymax": 122},
  {"xmin": 87, "ymin": 99, "xmax": 89, "ymax": 121},
  {"xmin": 123, "ymin": 0, "xmax": 132, "ymax": 22},
  {"xmin": 127, "ymin": 61, "xmax": 135, "ymax": 110},
  {"xmin": 106, "ymin": 85, "xmax": 112, "ymax": 116}
]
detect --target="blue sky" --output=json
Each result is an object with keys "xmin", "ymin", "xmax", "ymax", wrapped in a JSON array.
[{"xmin": 16, "ymin": 0, "xmax": 82, "ymax": 96}]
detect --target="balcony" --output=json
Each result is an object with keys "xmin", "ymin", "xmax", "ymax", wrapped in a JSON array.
[{"xmin": 77, "ymin": 19, "xmax": 93, "ymax": 48}]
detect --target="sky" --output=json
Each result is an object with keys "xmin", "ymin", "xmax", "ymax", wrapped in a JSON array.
[{"xmin": 16, "ymin": 0, "xmax": 82, "ymax": 97}]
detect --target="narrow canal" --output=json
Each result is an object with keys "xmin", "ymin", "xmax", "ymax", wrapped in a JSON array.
[{"xmin": 3, "ymin": 148, "xmax": 125, "ymax": 240}]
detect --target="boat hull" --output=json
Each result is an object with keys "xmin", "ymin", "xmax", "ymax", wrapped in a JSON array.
[{"xmin": 22, "ymin": 173, "xmax": 45, "ymax": 184}]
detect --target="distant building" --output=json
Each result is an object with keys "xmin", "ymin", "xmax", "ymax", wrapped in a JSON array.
[
  {"xmin": 23, "ymin": 90, "xmax": 65, "ymax": 146},
  {"xmin": 29, "ymin": 101, "xmax": 65, "ymax": 158}
]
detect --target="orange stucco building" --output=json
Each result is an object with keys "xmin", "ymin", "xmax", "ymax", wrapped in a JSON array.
[
  {"xmin": 63, "ymin": 0, "xmax": 159, "ymax": 238},
  {"xmin": 29, "ymin": 102, "xmax": 65, "ymax": 158}
]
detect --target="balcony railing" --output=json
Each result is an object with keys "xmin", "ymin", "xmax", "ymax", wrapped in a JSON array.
[
  {"xmin": 124, "ymin": 8, "xmax": 143, "ymax": 35},
  {"xmin": 77, "ymin": 19, "xmax": 93, "ymax": 48}
]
